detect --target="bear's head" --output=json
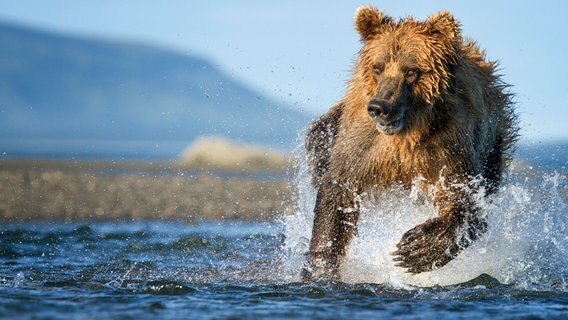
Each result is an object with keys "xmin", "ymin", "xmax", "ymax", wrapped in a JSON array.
[{"xmin": 352, "ymin": 6, "xmax": 460, "ymax": 136}]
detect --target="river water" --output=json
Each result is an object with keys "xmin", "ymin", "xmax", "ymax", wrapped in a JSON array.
[{"xmin": 1, "ymin": 166, "xmax": 568, "ymax": 319}]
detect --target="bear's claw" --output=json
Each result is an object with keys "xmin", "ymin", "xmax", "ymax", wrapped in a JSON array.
[
  {"xmin": 392, "ymin": 217, "xmax": 462, "ymax": 274},
  {"xmin": 392, "ymin": 215, "xmax": 486, "ymax": 274}
]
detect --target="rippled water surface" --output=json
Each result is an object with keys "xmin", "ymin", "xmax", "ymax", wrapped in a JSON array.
[
  {"xmin": 1, "ymin": 218, "xmax": 568, "ymax": 320},
  {"xmin": 2, "ymin": 157, "xmax": 568, "ymax": 319}
]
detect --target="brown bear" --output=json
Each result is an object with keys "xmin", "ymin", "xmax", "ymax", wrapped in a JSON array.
[{"xmin": 302, "ymin": 6, "xmax": 518, "ymax": 280}]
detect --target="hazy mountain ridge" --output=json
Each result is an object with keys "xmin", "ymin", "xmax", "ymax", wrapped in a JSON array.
[{"xmin": 0, "ymin": 21, "xmax": 311, "ymax": 158}]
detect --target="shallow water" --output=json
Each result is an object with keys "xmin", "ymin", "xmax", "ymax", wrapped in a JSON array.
[
  {"xmin": 283, "ymin": 162, "xmax": 568, "ymax": 289},
  {"xmin": 1, "ymin": 217, "xmax": 568, "ymax": 319},
  {"xmin": 2, "ymin": 160, "xmax": 568, "ymax": 319}
]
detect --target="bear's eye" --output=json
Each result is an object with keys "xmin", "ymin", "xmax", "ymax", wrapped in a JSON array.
[
  {"xmin": 405, "ymin": 69, "xmax": 420, "ymax": 82},
  {"xmin": 372, "ymin": 64, "xmax": 384, "ymax": 75}
]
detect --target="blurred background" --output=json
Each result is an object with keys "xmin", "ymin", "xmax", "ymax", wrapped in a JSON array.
[{"xmin": 0, "ymin": 0, "xmax": 566, "ymax": 221}]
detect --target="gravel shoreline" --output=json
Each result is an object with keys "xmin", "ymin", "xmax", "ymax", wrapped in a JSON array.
[{"xmin": 0, "ymin": 159, "xmax": 294, "ymax": 222}]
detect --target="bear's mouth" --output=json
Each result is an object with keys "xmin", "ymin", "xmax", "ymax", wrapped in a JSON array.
[{"xmin": 375, "ymin": 117, "xmax": 404, "ymax": 135}]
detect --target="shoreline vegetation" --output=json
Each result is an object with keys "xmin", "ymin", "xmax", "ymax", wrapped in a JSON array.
[
  {"xmin": 180, "ymin": 136, "xmax": 291, "ymax": 172},
  {"xmin": 0, "ymin": 137, "xmax": 297, "ymax": 222}
]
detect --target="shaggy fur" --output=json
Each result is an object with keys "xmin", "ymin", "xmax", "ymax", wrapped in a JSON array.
[{"xmin": 302, "ymin": 6, "xmax": 518, "ymax": 280}]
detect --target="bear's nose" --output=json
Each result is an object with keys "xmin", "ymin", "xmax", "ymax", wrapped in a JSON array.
[{"xmin": 367, "ymin": 99, "xmax": 391, "ymax": 117}]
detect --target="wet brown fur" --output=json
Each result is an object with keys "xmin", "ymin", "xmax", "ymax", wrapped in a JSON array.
[{"xmin": 303, "ymin": 7, "xmax": 518, "ymax": 280}]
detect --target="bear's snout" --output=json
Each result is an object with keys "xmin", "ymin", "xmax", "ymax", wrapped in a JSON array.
[
  {"xmin": 367, "ymin": 99, "xmax": 392, "ymax": 118},
  {"xmin": 367, "ymin": 98, "xmax": 406, "ymax": 135}
]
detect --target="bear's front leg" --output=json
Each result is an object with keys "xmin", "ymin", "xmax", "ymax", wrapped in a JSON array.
[
  {"xmin": 302, "ymin": 176, "xmax": 360, "ymax": 281},
  {"xmin": 392, "ymin": 183, "xmax": 487, "ymax": 274}
]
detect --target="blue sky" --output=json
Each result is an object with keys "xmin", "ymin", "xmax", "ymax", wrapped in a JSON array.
[{"xmin": 1, "ymin": 0, "xmax": 567, "ymax": 142}]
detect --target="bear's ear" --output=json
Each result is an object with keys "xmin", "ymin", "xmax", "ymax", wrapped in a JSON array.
[
  {"xmin": 354, "ymin": 6, "xmax": 392, "ymax": 41},
  {"xmin": 425, "ymin": 11, "xmax": 460, "ymax": 41}
]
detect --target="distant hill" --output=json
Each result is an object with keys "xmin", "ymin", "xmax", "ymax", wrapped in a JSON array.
[{"xmin": 0, "ymin": 21, "xmax": 311, "ymax": 159}]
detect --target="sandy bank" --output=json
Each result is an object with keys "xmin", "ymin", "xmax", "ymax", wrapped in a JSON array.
[{"xmin": 0, "ymin": 159, "xmax": 294, "ymax": 222}]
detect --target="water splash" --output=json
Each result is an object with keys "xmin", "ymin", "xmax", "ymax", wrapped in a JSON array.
[{"xmin": 280, "ymin": 153, "xmax": 568, "ymax": 290}]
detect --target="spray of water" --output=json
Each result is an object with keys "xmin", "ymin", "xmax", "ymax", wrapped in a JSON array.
[{"xmin": 279, "ymin": 149, "xmax": 568, "ymax": 290}]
